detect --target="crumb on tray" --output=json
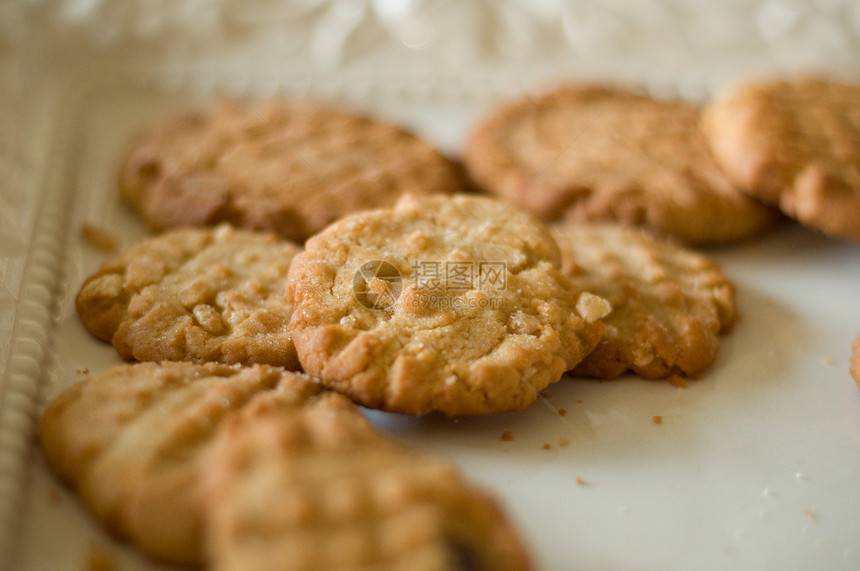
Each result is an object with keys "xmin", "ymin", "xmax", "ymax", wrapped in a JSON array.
[{"xmin": 81, "ymin": 224, "xmax": 118, "ymax": 252}]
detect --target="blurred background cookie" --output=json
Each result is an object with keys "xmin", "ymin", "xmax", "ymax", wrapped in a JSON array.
[
  {"xmin": 702, "ymin": 76, "xmax": 860, "ymax": 243},
  {"xmin": 464, "ymin": 84, "xmax": 781, "ymax": 246},
  {"xmin": 119, "ymin": 99, "xmax": 466, "ymax": 242}
]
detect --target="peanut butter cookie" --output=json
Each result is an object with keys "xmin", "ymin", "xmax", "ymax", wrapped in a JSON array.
[
  {"xmin": 204, "ymin": 388, "xmax": 531, "ymax": 570},
  {"xmin": 286, "ymin": 193, "xmax": 606, "ymax": 416},
  {"xmin": 702, "ymin": 76, "xmax": 860, "ymax": 242},
  {"xmin": 39, "ymin": 362, "xmax": 322, "ymax": 564},
  {"xmin": 553, "ymin": 224, "xmax": 737, "ymax": 379},
  {"xmin": 120, "ymin": 99, "xmax": 465, "ymax": 242},
  {"xmin": 76, "ymin": 224, "xmax": 302, "ymax": 368},
  {"xmin": 464, "ymin": 85, "xmax": 779, "ymax": 246}
]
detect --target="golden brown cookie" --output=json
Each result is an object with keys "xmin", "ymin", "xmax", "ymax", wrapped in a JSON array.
[
  {"xmin": 39, "ymin": 362, "xmax": 322, "ymax": 565},
  {"xmin": 286, "ymin": 193, "xmax": 606, "ymax": 416},
  {"xmin": 553, "ymin": 224, "xmax": 737, "ymax": 379},
  {"xmin": 203, "ymin": 388, "xmax": 531, "ymax": 571},
  {"xmin": 119, "ymin": 99, "xmax": 465, "ymax": 242},
  {"xmin": 851, "ymin": 332, "xmax": 860, "ymax": 389},
  {"xmin": 464, "ymin": 84, "xmax": 780, "ymax": 246},
  {"xmin": 702, "ymin": 76, "xmax": 860, "ymax": 242},
  {"xmin": 76, "ymin": 224, "xmax": 302, "ymax": 368}
]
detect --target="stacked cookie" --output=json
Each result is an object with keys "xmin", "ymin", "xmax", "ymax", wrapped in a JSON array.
[
  {"xmin": 42, "ymin": 363, "xmax": 530, "ymax": 569},
  {"xmin": 45, "ymin": 77, "xmax": 860, "ymax": 567}
]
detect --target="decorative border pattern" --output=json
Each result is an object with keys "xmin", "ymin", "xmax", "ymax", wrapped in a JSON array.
[{"xmin": 0, "ymin": 81, "xmax": 71, "ymax": 567}]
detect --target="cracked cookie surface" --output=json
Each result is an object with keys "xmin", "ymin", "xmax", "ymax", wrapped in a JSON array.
[
  {"xmin": 553, "ymin": 224, "xmax": 737, "ymax": 380},
  {"xmin": 286, "ymin": 194, "xmax": 605, "ymax": 416},
  {"xmin": 76, "ymin": 224, "xmax": 302, "ymax": 368},
  {"xmin": 464, "ymin": 84, "xmax": 779, "ymax": 246},
  {"xmin": 119, "ymin": 99, "xmax": 465, "ymax": 242}
]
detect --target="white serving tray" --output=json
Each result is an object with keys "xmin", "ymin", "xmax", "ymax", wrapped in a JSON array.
[{"xmin": 3, "ymin": 70, "xmax": 860, "ymax": 571}]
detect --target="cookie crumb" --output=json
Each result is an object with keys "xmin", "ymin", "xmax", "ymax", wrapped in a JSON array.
[
  {"xmin": 667, "ymin": 374, "xmax": 688, "ymax": 388},
  {"xmin": 803, "ymin": 509, "xmax": 817, "ymax": 520},
  {"xmin": 85, "ymin": 541, "xmax": 117, "ymax": 571},
  {"xmin": 81, "ymin": 224, "xmax": 117, "ymax": 252},
  {"xmin": 652, "ymin": 415, "xmax": 663, "ymax": 425},
  {"xmin": 500, "ymin": 430, "xmax": 514, "ymax": 442},
  {"xmin": 576, "ymin": 292, "xmax": 611, "ymax": 322},
  {"xmin": 576, "ymin": 477, "xmax": 588, "ymax": 486},
  {"xmin": 76, "ymin": 368, "xmax": 90, "ymax": 375},
  {"xmin": 542, "ymin": 443, "xmax": 551, "ymax": 450},
  {"xmin": 540, "ymin": 390, "xmax": 553, "ymax": 399},
  {"xmin": 558, "ymin": 408, "xmax": 567, "ymax": 417},
  {"xmin": 558, "ymin": 437, "xmax": 569, "ymax": 447}
]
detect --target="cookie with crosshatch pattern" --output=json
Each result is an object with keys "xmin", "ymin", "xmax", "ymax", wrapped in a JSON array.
[
  {"xmin": 702, "ymin": 76, "xmax": 860, "ymax": 243},
  {"xmin": 39, "ymin": 362, "xmax": 324, "ymax": 564},
  {"xmin": 286, "ymin": 193, "xmax": 607, "ymax": 416},
  {"xmin": 463, "ymin": 84, "xmax": 780, "ymax": 246},
  {"xmin": 203, "ymin": 384, "xmax": 532, "ymax": 570},
  {"xmin": 75, "ymin": 224, "xmax": 302, "ymax": 368},
  {"xmin": 553, "ymin": 223, "xmax": 737, "ymax": 380},
  {"xmin": 119, "ymin": 99, "xmax": 466, "ymax": 243}
]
